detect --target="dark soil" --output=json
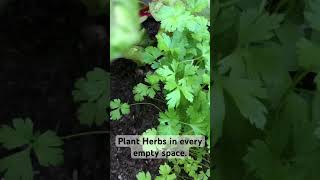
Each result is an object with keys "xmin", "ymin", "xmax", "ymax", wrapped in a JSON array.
[
  {"xmin": 110, "ymin": 60, "xmax": 165, "ymax": 180},
  {"xmin": 0, "ymin": 0, "xmax": 108, "ymax": 180}
]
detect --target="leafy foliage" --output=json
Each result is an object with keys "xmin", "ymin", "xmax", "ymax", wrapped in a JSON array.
[
  {"xmin": 0, "ymin": 118, "xmax": 63, "ymax": 180},
  {"xmin": 73, "ymin": 68, "xmax": 109, "ymax": 126},
  {"xmin": 132, "ymin": 0, "xmax": 210, "ymax": 179},
  {"xmin": 213, "ymin": 0, "xmax": 320, "ymax": 179},
  {"xmin": 136, "ymin": 171, "xmax": 152, "ymax": 180},
  {"xmin": 137, "ymin": 163, "xmax": 177, "ymax": 180},
  {"xmin": 110, "ymin": 99, "xmax": 130, "ymax": 120}
]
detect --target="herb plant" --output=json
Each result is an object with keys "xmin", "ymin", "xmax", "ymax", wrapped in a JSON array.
[
  {"xmin": 0, "ymin": 67, "xmax": 110, "ymax": 180},
  {"xmin": 213, "ymin": 0, "xmax": 320, "ymax": 179},
  {"xmin": 73, "ymin": 68, "xmax": 109, "ymax": 126},
  {"xmin": 110, "ymin": 0, "xmax": 211, "ymax": 179},
  {"xmin": 0, "ymin": 118, "xmax": 63, "ymax": 180}
]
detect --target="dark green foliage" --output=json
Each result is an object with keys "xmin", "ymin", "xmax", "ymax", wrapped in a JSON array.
[
  {"xmin": 213, "ymin": 0, "xmax": 320, "ymax": 179},
  {"xmin": 0, "ymin": 118, "xmax": 63, "ymax": 180},
  {"xmin": 73, "ymin": 68, "xmax": 109, "ymax": 126}
]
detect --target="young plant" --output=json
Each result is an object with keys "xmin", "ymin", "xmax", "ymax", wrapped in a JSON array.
[
  {"xmin": 0, "ymin": 118, "xmax": 63, "ymax": 180},
  {"xmin": 73, "ymin": 68, "xmax": 109, "ymax": 126},
  {"xmin": 116, "ymin": 0, "xmax": 212, "ymax": 179}
]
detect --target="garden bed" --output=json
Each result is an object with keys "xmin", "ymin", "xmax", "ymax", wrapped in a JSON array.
[{"xmin": 110, "ymin": 60, "xmax": 165, "ymax": 179}]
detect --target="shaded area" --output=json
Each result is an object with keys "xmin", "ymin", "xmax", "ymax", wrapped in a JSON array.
[{"xmin": 0, "ymin": 0, "xmax": 107, "ymax": 179}]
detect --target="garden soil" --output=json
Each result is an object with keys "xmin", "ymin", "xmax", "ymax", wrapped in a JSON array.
[{"xmin": 110, "ymin": 60, "xmax": 165, "ymax": 180}]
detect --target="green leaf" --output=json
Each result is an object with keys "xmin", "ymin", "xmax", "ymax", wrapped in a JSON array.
[
  {"xmin": 143, "ymin": 46, "xmax": 162, "ymax": 64},
  {"xmin": 297, "ymin": 38, "xmax": 320, "ymax": 72},
  {"xmin": 110, "ymin": 99, "xmax": 130, "ymax": 120},
  {"xmin": 305, "ymin": 0, "xmax": 320, "ymax": 31},
  {"xmin": 159, "ymin": 163, "xmax": 172, "ymax": 175},
  {"xmin": 133, "ymin": 84, "xmax": 148, "ymax": 102},
  {"xmin": 73, "ymin": 68, "xmax": 109, "ymax": 102},
  {"xmin": 244, "ymin": 140, "xmax": 289, "ymax": 180},
  {"xmin": 0, "ymin": 119, "xmax": 64, "ymax": 180},
  {"xmin": 222, "ymin": 77, "xmax": 268, "ymax": 129},
  {"xmin": 166, "ymin": 89, "xmax": 181, "ymax": 109},
  {"xmin": 73, "ymin": 68, "xmax": 109, "ymax": 126},
  {"xmin": 0, "ymin": 118, "xmax": 33, "ymax": 149},
  {"xmin": 136, "ymin": 171, "xmax": 152, "ymax": 180},
  {"xmin": 153, "ymin": 5, "xmax": 190, "ymax": 32},
  {"xmin": 187, "ymin": 0, "xmax": 208, "ymax": 13},
  {"xmin": 110, "ymin": 109, "xmax": 121, "ymax": 121},
  {"xmin": 157, "ymin": 110, "xmax": 181, "ymax": 135},
  {"xmin": 156, "ymin": 32, "xmax": 188, "ymax": 59},
  {"xmin": 120, "ymin": 103, "xmax": 130, "ymax": 115},
  {"xmin": 178, "ymin": 79, "xmax": 194, "ymax": 102},
  {"xmin": 157, "ymin": 65, "xmax": 175, "ymax": 80},
  {"xmin": 33, "ymin": 131, "xmax": 64, "ymax": 166},
  {"xmin": 78, "ymin": 98, "xmax": 107, "ymax": 125},
  {"xmin": 133, "ymin": 82, "xmax": 159, "ymax": 102},
  {"xmin": 0, "ymin": 149, "xmax": 33, "ymax": 180},
  {"xmin": 239, "ymin": 8, "xmax": 284, "ymax": 44}
]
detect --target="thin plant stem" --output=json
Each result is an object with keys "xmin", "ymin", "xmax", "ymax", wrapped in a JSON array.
[
  {"xmin": 61, "ymin": 130, "xmax": 109, "ymax": 140},
  {"xmin": 130, "ymin": 102, "xmax": 163, "ymax": 112},
  {"xmin": 275, "ymin": 71, "xmax": 309, "ymax": 119}
]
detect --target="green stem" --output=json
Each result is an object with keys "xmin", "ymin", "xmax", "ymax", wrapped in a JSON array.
[
  {"xmin": 61, "ymin": 130, "xmax": 109, "ymax": 140},
  {"xmin": 130, "ymin": 102, "xmax": 163, "ymax": 112},
  {"xmin": 275, "ymin": 71, "xmax": 309, "ymax": 119},
  {"xmin": 153, "ymin": 97, "xmax": 166, "ymax": 104}
]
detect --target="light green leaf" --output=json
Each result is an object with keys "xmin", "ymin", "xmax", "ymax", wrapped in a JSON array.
[
  {"xmin": 143, "ymin": 47, "xmax": 162, "ymax": 64},
  {"xmin": 166, "ymin": 89, "xmax": 181, "ymax": 109},
  {"xmin": 136, "ymin": 171, "xmax": 152, "ymax": 180}
]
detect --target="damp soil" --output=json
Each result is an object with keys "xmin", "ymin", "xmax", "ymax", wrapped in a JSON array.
[
  {"xmin": 0, "ymin": 0, "xmax": 107, "ymax": 180},
  {"xmin": 110, "ymin": 60, "xmax": 165, "ymax": 180}
]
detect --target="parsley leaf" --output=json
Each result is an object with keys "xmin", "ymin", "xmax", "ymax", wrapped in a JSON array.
[
  {"xmin": 239, "ymin": 8, "xmax": 284, "ymax": 45},
  {"xmin": 222, "ymin": 77, "xmax": 268, "ymax": 129},
  {"xmin": 0, "ymin": 149, "xmax": 33, "ymax": 180},
  {"xmin": 136, "ymin": 171, "xmax": 152, "ymax": 180},
  {"xmin": 0, "ymin": 118, "xmax": 63, "ymax": 180},
  {"xmin": 0, "ymin": 118, "xmax": 33, "ymax": 149},
  {"xmin": 155, "ymin": 163, "xmax": 177, "ymax": 180},
  {"xmin": 73, "ymin": 68, "xmax": 109, "ymax": 126},
  {"xmin": 33, "ymin": 131, "xmax": 64, "ymax": 166},
  {"xmin": 297, "ymin": 38, "xmax": 320, "ymax": 71},
  {"xmin": 110, "ymin": 99, "xmax": 130, "ymax": 120},
  {"xmin": 143, "ymin": 46, "xmax": 163, "ymax": 65}
]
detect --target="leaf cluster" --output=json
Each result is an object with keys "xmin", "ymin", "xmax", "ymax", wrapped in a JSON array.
[
  {"xmin": 73, "ymin": 68, "xmax": 109, "ymax": 126},
  {"xmin": 213, "ymin": 0, "xmax": 320, "ymax": 179},
  {"xmin": 130, "ymin": 0, "xmax": 211, "ymax": 179},
  {"xmin": 0, "ymin": 118, "xmax": 63, "ymax": 180}
]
